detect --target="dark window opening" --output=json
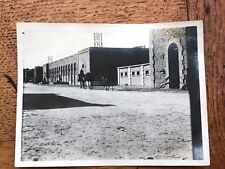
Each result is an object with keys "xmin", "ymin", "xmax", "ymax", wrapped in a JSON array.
[{"xmin": 168, "ymin": 43, "xmax": 180, "ymax": 88}]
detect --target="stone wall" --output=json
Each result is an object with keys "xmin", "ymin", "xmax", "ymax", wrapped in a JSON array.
[{"xmin": 149, "ymin": 28, "xmax": 188, "ymax": 89}]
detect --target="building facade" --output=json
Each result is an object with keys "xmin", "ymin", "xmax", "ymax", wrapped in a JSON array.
[
  {"xmin": 24, "ymin": 68, "xmax": 34, "ymax": 83},
  {"xmin": 44, "ymin": 47, "xmax": 149, "ymax": 85},
  {"xmin": 33, "ymin": 66, "xmax": 43, "ymax": 84},
  {"xmin": 149, "ymin": 27, "xmax": 189, "ymax": 89},
  {"xmin": 117, "ymin": 63, "xmax": 151, "ymax": 86},
  {"xmin": 48, "ymin": 54, "xmax": 78, "ymax": 85},
  {"xmin": 43, "ymin": 63, "xmax": 49, "ymax": 83}
]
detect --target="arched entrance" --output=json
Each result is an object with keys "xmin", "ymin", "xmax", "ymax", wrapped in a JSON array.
[{"xmin": 168, "ymin": 43, "xmax": 180, "ymax": 88}]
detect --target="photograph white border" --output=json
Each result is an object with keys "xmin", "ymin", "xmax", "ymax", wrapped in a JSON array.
[{"xmin": 15, "ymin": 20, "xmax": 210, "ymax": 167}]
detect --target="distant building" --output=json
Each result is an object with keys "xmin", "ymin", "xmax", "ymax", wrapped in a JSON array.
[
  {"xmin": 45, "ymin": 47, "xmax": 149, "ymax": 85},
  {"xmin": 34, "ymin": 66, "xmax": 43, "ymax": 84},
  {"xmin": 117, "ymin": 63, "xmax": 150, "ymax": 86},
  {"xmin": 43, "ymin": 63, "xmax": 49, "ymax": 83},
  {"xmin": 24, "ymin": 68, "xmax": 34, "ymax": 83},
  {"xmin": 47, "ymin": 54, "xmax": 78, "ymax": 85}
]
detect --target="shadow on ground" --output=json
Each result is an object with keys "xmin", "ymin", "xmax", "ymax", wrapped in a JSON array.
[{"xmin": 23, "ymin": 94, "xmax": 114, "ymax": 110}]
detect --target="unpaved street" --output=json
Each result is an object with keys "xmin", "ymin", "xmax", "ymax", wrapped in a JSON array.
[{"xmin": 21, "ymin": 84, "xmax": 192, "ymax": 161}]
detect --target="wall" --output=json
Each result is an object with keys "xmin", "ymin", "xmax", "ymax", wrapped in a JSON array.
[
  {"xmin": 48, "ymin": 54, "xmax": 78, "ymax": 85},
  {"xmin": 130, "ymin": 66, "xmax": 142, "ymax": 86},
  {"xmin": 23, "ymin": 68, "xmax": 34, "ymax": 83},
  {"xmin": 118, "ymin": 67, "xmax": 129, "ymax": 85},
  {"xmin": 45, "ymin": 47, "xmax": 148, "ymax": 86},
  {"xmin": 78, "ymin": 48, "xmax": 90, "ymax": 75},
  {"xmin": 43, "ymin": 64, "xmax": 49, "ymax": 83},
  {"xmin": 143, "ymin": 64, "xmax": 151, "ymax": 86},
  {"xmin": 118, "ymin": 63, "xmax": 150, "ymax": 86},
  {"xmin": 90, "ymin": 47, "xmax": 149, "ymax": 85},
  {"xmin": 149, "ymin": 28, "xmax": 187, "ymax": 89},
  {"xmin": 33, "ymin": 66, "xmax": 43, "ymax": 84}
]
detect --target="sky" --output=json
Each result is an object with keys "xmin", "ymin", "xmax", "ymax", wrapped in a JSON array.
[
  {"xmin": 17, "ymin": 21, "xmax": 199, "ymax": 69},
  {"xmin": 17, "ymin": 23, "xmax": 153, "ymax": 69}
]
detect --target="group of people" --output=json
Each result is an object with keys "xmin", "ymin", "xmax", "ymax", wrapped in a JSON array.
[
  {"xmin": 101, "ymin": 75, "xmax": 114, "ymax": 91},
  {"xmin": 78, "ymin": 69, "xmax": 93, "ymax": 89},
  {"xmin": 78, "ymin": 69, "xmax": 113, "ymax": 91}
]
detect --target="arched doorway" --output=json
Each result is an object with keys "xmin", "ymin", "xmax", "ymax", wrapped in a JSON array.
[{"xmin": 168, "ymin": 43, "xmax": 180, "ymax": 88}]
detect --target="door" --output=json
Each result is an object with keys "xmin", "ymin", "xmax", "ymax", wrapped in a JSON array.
[{"xmin": 168, "ymin": 43, "xmax": 180, "ymax": 88}]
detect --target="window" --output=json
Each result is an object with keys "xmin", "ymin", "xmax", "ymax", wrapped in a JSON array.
[
  {"xmin": 68, "ymin": 64, "xmax": 70, "ymax": 72},
  {"xmin": 145, "ymin": 70, "xmax": 150, "ymax": 76},
  {"xmin": 125, "ymin": 72, "xmax": 128, "ymax": 76},
  {"xmin": 137, "ymin": 71, "xmax": 140, "ymax": 76},
  {"xmin": 74, "ymin": 63, "xmax": 76, "ymax": 73},
  {"xmin": 132, "ymin": 72, "xmax": 135, "ymax": 76},
  {"xmin": 120, "ymin": 72, "xmax": 123, "ymax": 77},
  {"xmin": 71, "ymin": 64, "xmax": 73, "ymax": 74}
]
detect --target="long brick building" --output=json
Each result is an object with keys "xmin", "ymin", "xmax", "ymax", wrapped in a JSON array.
[{"xmin": 43, "ymin": 47, "xmax": 149, "ymax": 86}]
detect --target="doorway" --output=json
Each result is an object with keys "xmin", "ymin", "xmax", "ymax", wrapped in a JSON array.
[{"xmin": 168, "ymin": 43, "xmax": 180, "ymax": 88}]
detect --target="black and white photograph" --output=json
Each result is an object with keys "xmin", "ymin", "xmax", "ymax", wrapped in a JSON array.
[{"xmin": 15, "ymin": 21, "xmax": 209, "ymax": 167}]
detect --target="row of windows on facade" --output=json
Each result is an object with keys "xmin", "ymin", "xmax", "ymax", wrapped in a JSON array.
[
  {"xmin": 120, "ymin": 70, "xmax": 150, "ymax": 77},
  {"xmin": 49, "ymin": 63, "xmax": 76, "ymax": 77}
]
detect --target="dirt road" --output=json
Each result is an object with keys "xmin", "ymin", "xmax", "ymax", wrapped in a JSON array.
[{"xmin": 21, "ymin": 84, "xmax": 192, "ymax": 161}]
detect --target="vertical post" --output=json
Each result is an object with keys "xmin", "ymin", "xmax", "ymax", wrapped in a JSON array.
[
  {"xmin": 128, "ymin": 66, "xmax": 131, "ymax": 85},
  {"xmin": 55, "ymin": 67, "xmax": 56, "ymax": 82},
  {"xmin": 65, "ymin": 65, "xmax": 67, "ymax": 82},
  {"xmin": 63, "ymin": 65, "xmax": 65, "ymax": 82},
  {"xmin": 55, "ymin": 67, "xmax": 57, "ymax": 82},
  {"xmin": 61, "ymin": 66, "xmax": 63, "ymax": 82},
  {"xmin": 186, "ymin": 26, "xmax": 203, "ymax": 160},
  {"xmin": 56, "ymin": 67, "xmax": 58, "ymax": 81},
  {"xmin": 59, "ymin": 66, "xmax": 61, "ymax": 81},
  {"xmin": 149, "ymin": 30, "xmax": 155, "ymax": 88},
  {"xmin": 71, "ymin": 64, "xmax": 73, "ymax": 85},
  {"xmin": 117, "ymin": 68, "xmax": 120, "ymax": 85},
  {"xmin": 68, "ymin": 65, "xmax": 70, "ymax": 84},
  {"xmin": 73, "ymin": 63, "xmax": 76, "ymax": 85},
  {"xmin": 140, "ymin": 65, "xmax": 144, "ymax": 86}
]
